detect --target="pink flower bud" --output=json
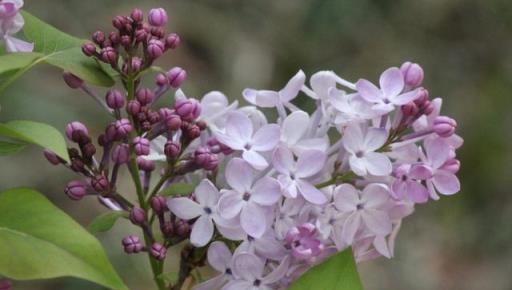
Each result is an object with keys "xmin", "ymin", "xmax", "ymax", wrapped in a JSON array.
[
  {"xmin": 148, "ymin": 8, "xmax": 168, "ymax": 27},
  {"xmin": 433, "ymin": 116, "xmax": 457, "ymax": 137},
  {"xmin": 155, "ymin": 73, "xmax": 168, "ymax": 87},
  {"xmin": 63, "ymin": 72, "xmax": 84, "ymax": 89},
  {"xmin": 91, "ymin": 175, "xmax": 109, "ymax": 192},
  {"xmin": 114, "ymin": 119, "xmax": 133, "ymax": 139},
  {"xmin": 122, "ymin": 235, "xmax": 143, "ymax": 254},
  {"xmin": 441, "ymin": 159, "xmax": 460, "ymax": 173},
  {"xmin": 65, "ymin": 180, "xmax": 87, "ymax": 200},
  {"xmin": 92, "ymin": 30, "xmax": 105, "ymax": 45},
  {"xmin": 147, "ymin": 39, "xmax": 165, "ymax": 59},
  {"xmin": 165, "ymin": 33, "xmax": 181, "ymax": 49},
  {"xmin": 151, "ymin": 195, "xmax": 168, "ymax": 214},
  {"xmin": 100, "ymin": 47, "xmax": 118, "ymax": 64},
  {"xmin": 109, "ymin": 32, "xmax": 120, "ymax": 45},
  {"xmin": 136, "ymin": 88, "xmax": 155, "ymax": 105},
  {"xmin": 44, "ymin": 149, "xmax": 61, "ymax": 165},
  {"xmin": 82, "ymin": 42, "xmax": 97, "ymax": 57},
  {"xmin": 112, "ymin": 15, "xmax": 127, "ymax": 30},
  {"xmin": 414, "ymin": 88, "xmax": 429, "ymax": 106},
  {"xmin": 185, "ymin": 124, "xmax": 201, "ymax": 139},
  {"xmin": 174, "ymin": 98, "xmax": 201, "ymax": 121},
  {"xmin": 285, "ymin": 223, "xmax": 323, "ymax": 260},
  {"xmin": 131, "ymin": 57, "xmax": 142, "ymax": 73},
  {"xmin": 133, "ymin": 136, "xmax": 150, "ymax": 156},
  {"xmin": 137, "ymin": 157, "xmax": 155, "ymax": 172},
  {"xmin": 167, "ymin": 67, "xmax": 187, "ymax": 88},
  {"xmin": 112, "ymin": 144, "xmax": 129, "ymax": 164},
  {"xmin": 131, "ymin": 8, "xmax": 144, "ymax": 22},
  {"xmin": 164, "ymin": 141, "xmax": 181, "ymax": 159},
  {"xmin": 130, "ymin": 207, "xmax": 146, "ymax": 225},
  {"xmin": 175, "ymin": 220, "xmax": 191, "ymax": 237},
  {"xmin": 150, "ymin": 242, "xmax": 167, "ymax": 261},
  {"xmin": 135, "ymin": 29, "xmax": 148, "ymax": 43},
  {"xmin": 194, "ymin": 147, "xmax": 211, "ymax": 166},
  {"xmin": 126, "ymin": 100, "xmax": 142, "ymax": 116},
  {"xmin": 120, "ymin": 35, "xmax": 132, "ymax": 47},
  {"xmin": 65, "ymin": 121, "xmax": 89, "ymax": 143},
  {"xmin": 400, "ymin": 61, "xmax": 424, "ymax": 88},
  {"xmin": 165, "ymin": 114, "xmax": 182, "ymax": 131},
  {"xmin": 401, "ymin": 102, "xmax": 419, "ymax": 117},
  {"xmin": 106, "ymin": 89, "xmax": 125, "ymax": 109}
]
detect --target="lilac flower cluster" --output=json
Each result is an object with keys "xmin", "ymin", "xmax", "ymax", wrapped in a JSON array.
[
  {"xmin": 44, "ymin": 7, "xmax": 462, "ymax": 290},
  {"xmin": 0, "ymin": 0, "xmax": 33, "ymax": 52}
]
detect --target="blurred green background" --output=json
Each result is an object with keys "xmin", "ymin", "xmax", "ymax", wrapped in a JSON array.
[{"xmin": 1, "ymin": 0, "xmax": 511, "ymax": 289}]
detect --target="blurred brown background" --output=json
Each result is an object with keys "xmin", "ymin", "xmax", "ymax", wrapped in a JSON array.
[{"xmin": 1, "ymin": 0, "xmax": 511, "ymax": 289}]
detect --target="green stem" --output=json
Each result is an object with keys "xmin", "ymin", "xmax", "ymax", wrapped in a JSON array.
[{"xmin": 315, "ymin": 171, "xmax": 356, "ymax": 189}]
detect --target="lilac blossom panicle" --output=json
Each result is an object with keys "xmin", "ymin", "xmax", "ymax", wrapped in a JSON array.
[
  {"xmin": 43, "ymin": 6, "xmax": 463, "ymax": 290},
  {"xmin": 0, "ymin": 0, "xmax": 33, "ymax": 52}
]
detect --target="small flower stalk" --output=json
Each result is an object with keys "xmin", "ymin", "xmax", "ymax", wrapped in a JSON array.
[{"xmin": 44, "ymin": 7, "xmax": 463, "ymax": 290}]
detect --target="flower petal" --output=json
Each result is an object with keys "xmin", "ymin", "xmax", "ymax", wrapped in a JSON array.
[
  {"xmin": 297, "ymin": 179, "xmax": 328, "ymax": 205},
  {"xmin": 364, "ymin": 152, "xmax": 392, "ymax": 176},
  {"xmin": 272, "ymin": 145, "xmax": 294, "ymax": 174},
  {"xmin": 263, "ymin": 256, "xmax": 290, "ymax": 284},
  {"xmin": 225, "ymin": 111, "xmax": 253, "ymax": 144},
  {"xmin": 433, "ymin": 170, "xmax": 460, "ymax": 195},
  {"xmin": 391, "ymin": 89, "xmax": 420, "ymax": 105},
  {"xmin": 207, "ymin": 241, "xmax": 232, "ymax": 272},
  {"xmin": 349, "ymin": 155, "xmax": 368, "ymax": 176},
  {"xmin": 251, "ymin": 177, "xmax": 282, "ymax": 206},
  {"xmin": 240, "ymin": 202, "xmax": 267, "ymax": 238},
  {"xmin": 296, "ymin": 150, "xmax": 326, "ymax": 178},
  {"xmin": 364, "ymin": 128, "xmax": 388, "ymax": 152},
  {"xmin": 310, "ymin": 71, "xmax": 337, "ymax": 100},
  {"xmin": 334, "ymin": 184, "xmax": 360, "ymax": 212},
  {"xmin": 281, "ymin": 110, "xmax": 309, "ymax": 146},
  {"xmin": 167, "ymin": 197, "xmax": 202, "ymax": 220},
  {"xmin": 192, "ymin": 275, "xmax": 228, "ymax": 290},
  {"xmin": 341, "ymin": 213, "xmax": 361, "ymax": 244},
  {"xmin": 191, "ymin": 215, "xmax": 214, "ymax": 247},
  {"xmin": 356, "ymin": 79, "xmax": 382, "ymax": 103},
  {"xmin": 361, "ymin": 183, "xmax": 389, "ymax": 208},
  {"xmin": 226, "ymin": 158, "xmax": 253, "ymax": 192},
  {"xmin": 218, "ymin": 190, "xmax": 244, "ymax": 219},
  {"xmin": 379, "ymin": 67, "xmax": 404, "ymax": 98},
  {"xmin": 195, "ymin": 179, "xmax": 219, "ymax": 208},
  {"xmin": 342, "ymin": 124, "xmax": 365, "ymax": 153},
  {"xmin": 256, "ymin": 90, "xmax": 280, "ymax": 107},
  {"xmin": 362, "ymin": 209, "xmax": 392, "ymax": 235},
  {"xmin": 242, "ymin": 150, "xmax": 269, "ymax": 170},
  {"xmin": 280, "ymin": 70, "xmax": 305, "ymax": 102},
  {"xmin": 252, "ymin": 124, "xmax": 280, "ymax": 151},
  {"xmin": 232, "ymin": 253, "xmax": 265, "ymax": 281}
]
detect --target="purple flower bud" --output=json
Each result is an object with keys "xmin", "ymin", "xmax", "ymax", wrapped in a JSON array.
[
  {"xmin": 122, "ymin": 235, "xmax": 144, "ymax": 254},
  {"xmin": 65, "ymin": 180, "xmax": 87, "ymax": 200},
  {"xmin": 167, "ymin": 67, "xmax": 187, "ymax": 88},
  {"xmin": 147, "ymin": 39, "xmax": 165, "ymax": 59},
  {"xmin": 0, "ymin": 279, "xmax": 12, "ymax": 290},
  {"xmin": 148, "ymin": 8, "xmax": 168, "ymax": 27},
  {"xmin": 101, "ymin": 47, "xmax": 118, "ymax": 65},
  {"xmin": 285, "ymin": 223, "xmax": 324, "ymax": 260},
  {"xmin": 160, "ymin": 221, "xmax": 174, "ymax": 236},
  {"xmin": 81, "ymin": 142, "xmax": 97, "ymax": 159},
  {"xmin": 120, "ymin": 35, "xmax": 132, "ymax": 47},
  {"xmin": 174, "ymin": 98, "xmax": 201, "ymax": 121},
  {"xmin": 126, "ymin": 100, "xmax": 142, "ymax": 116},
  {"xmin": 165, "ymin": 114, "xmax": 182, "ymax": 131},
  {"xmin": 44, "ymin": 149, "xmax": 61, "ymax": 165},
  {"xmin": 65, "ymin": 121, "xmax": 89, "ymax": 143},
  {"xmin": 130, "ymin": 207, "xmax": 146, "ymax": 225},
  {"xmin": 204, "ymin": 154, "xmax": 219, "ymax": 171},
  {"xmin": 112, "ymin": 144, "xmax": 129, "ymax": 164},
  {"xmin": 151, "ymin": 27, "xmax": 165, "ymax": 38},
  {"xmin": 414, "ymin": 88, "xmax": 429, "ymax": 107},
  {"xmin": 92, "ymin": 30, "xmax": 106, "ymax": 45},
  {"xmin": 82, "ymin": 42, "xmax": 97, "ymax": 57},
  {"xmin": 441, "ymin": 159, "xmax": 460, "ymax": 174},
  {"xmin": 70, "ymin": 158, "xmax": 86, "ymax": 173},
  {"xmin": 105, "ymin": 123, "xmax": 119, "ymax": 142},
  {"xmin": 131, "ymin": 57, "xmax": 142, "ymax": 73},
  {"xmin": 114, "ymin": 119, "xmax": 134, "ymax": 139},
  {"xmin": 131, "ymin": 8, "xmax": 144, "ymax": 22},
  {"xmin": 400, "ymin": 61, "xmax": 424, "ymax": 89},
  {"xmin": 147, "ymin": 111, "xmax": 160, "ymax": 124},
  {"xmin": 433, "ymin": 116, "xmax": 457, "ymax": 138},
  {"xmin": 133, "ymin": 136, "xmax": 150, "ymax": 156},
  {"xmin": 151, "ymin": 195, "xmax": 168, "ymax": 214},
  {"xmin": 194, "ymin": 147, "xmax": 211, "ymax": 166},
  {"xmin": 423, "ymin": 100, "xmax": 435, "ymax": 115},
  {"xmin": 156, "ymin": 73, "xmax": 168, "ymax": 87},
  {"xmin": 136, "ymin": 88, "xmax": 155, "ymax": 105},
  {"xmin": 109, "ymin": 31, "xmax": 120, "ymax": 45},
  {"xmin": 175, "ymin": 220, "xmax": 191, "ymax": 237},
  {"xmin": 137, "ymin": 156, "xmax": 156, "ymax": 171},
  {"xmin": 135, "ymin": 29, "xmax": 148, "ymax": 43},
  {"xmin": 401, "ymin": 102, "xmax": 419, "ymax": 117},
  {"xmin": 150, "ymin": 242, "xmax": 167, "ymax": 261},
  {"xmin": 112, "ymin": 15, "xmax": 127, "ymax": 30},
  {"xmin": 186, "ymin": 124, "xmax": 201, "ymax": 139},
  {"xmin": 63, "ymin": 72, "xmax": 84, "ymax": 89},
  {"xmin": 106, "ymin": 89, "xmax": 126, "ymax": 109},
  {"xmin": 164, "ymin": 141, "xmax": 181, "ymax": 159},
  {"xmin": 91, "ymin": 175, "xmax": 109, "ymax": 193},
  {"xmin": 165, "ymin": 33, "xmax": 181, "ymax": 49}
]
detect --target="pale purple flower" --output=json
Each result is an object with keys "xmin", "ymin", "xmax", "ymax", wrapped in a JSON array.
[
  {"xmin": 334, "ymin": 183, "xmax": 392, "ymax": 245},
  {"xmin": 356, "ymin": 67, "xmax": 420, "ymax": 114},
  {"xmin": 218, "ymin": 158, "xmax": 281, "ymax": 238},
  {"xmin": 0, "ymin": 0, "xmax": 33, "ymax": 52},
  {"xmin": 215, "ymin": 111, "xmax": 280, "ymax": 170},
  {"xmin": 329, "ymin": 89, "xmax": 376, "ymax": 125},
  {"xmin": 280, "ymin": 110, "xmax": 329, "ymax": 155},
  {"xmin": 224, "ymin": 253, "xmax": 289, "ymax": 290},
  {"xmin": 193, "ymin": 242, "xmax": 233, "ymax": 290},
  {"xmin": 167, "ymin": 179, "xmax": 228, "ymax": 247},
  {"xmin": 274, "ymin": 198, "xmax": 305, "ymax": 239},
  {"xmin": 391, "ymin": 164, "xmax": 432, "ymax": 203},
  {"xmin": 199, "ymin": 91, "xmax": 238, "ymax": 130},
  {"xmin": 273, "ymin": 146, "xmax": 328, "ymax": 205},
  {"xmin": 237, "ymin": 230, "xmax": 287, "ymax": 261},
  {"xmin": 342, "ymin": 124, "xmax": 392, "ymax": 176},
  {"xmin": 243, "ymin": 70, "xmax": 305, "ymax": 108}
]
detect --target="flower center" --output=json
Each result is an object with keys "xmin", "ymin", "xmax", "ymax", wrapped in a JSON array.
[
  {"xmin": 253, "ymin": 279, "xmax": 262, "ymax": 287},
  {"xmin": 203, "ymin": 207, "xmax": 212, "ymax": 215},
  {"xmin": 355, "ymin": 151, "xmax": 365, "ymax": 158},
  {"xmin": 243, "ymin": 192, "xmax": 251, "ymax": 201},
  {"xmin": 356, "ymin": 203, "xmax": 364, "ymax": 210}
]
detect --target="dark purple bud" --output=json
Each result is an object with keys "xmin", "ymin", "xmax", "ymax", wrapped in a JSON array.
[
  {"xmin": 98, "ymin": 134, "xmax": 108, "ymax": 147},
  {"xmin": 81, "ymin": 142, "xmax": 96, "ymax": 159},
  {"xmin": 92, "ymin": 30, "xmax": 105, "ymax": 45},
  {"xmin": 44, "ymin": 149, "xmax": 61, "ymax": 165},
  {"xmin": 147, "ymin": 39, "xmax": 165, "ymax": 59},
  {"xmin": 414, "ymin": 88, "xmax": 429, "ymax": 107},
  {"xmin": 0, "ymin": 279, "xmax": 12, "ymax": 290},
  {"xmin": 175, "ymin": 220, "xmax": 191, "ymax": 237},
  {"xmin": 70, "ymin": 158, "xmax": 86, "ymax": 173},
  {"xmin": 137, "ymin": 156, "xmax": 155, "ymax": 171},
  {"xmin": 136, "ymin": 88, "xmax": 155, "ymax": 105},
  {"xmin": 68, "ymin": 148, "xmax": 80, "ymax": 158},
  {"xmin": 165, "ymin": 33, "xmax": 180, "ymax": 49},
  {"xmin": 401, "ymin": 102, "xmax": 419, "ymax": 117},
  {"xmin": 400, "ymin": 61, "xmax": 424, "ymax": 89},
  {"xmin": 186, "ymin": 124, "xmax": 201, "ymax": 139},
  {"xmin": 131, "ymin": 8, "xmax": 144, "ymax": 22},
  {"xmin": 91, "ymin": 175, "xmax": 109, "ymax": 192},
  {"xmin": 65, "ymin": 121, "xmax": 89, "ymax": 143},
  {"xmin": 109, "ymin": 31, "xmax": 120, "ymax": 45},
  {"xmin": 147, "ymin": 111, "xmax": 160, "ymax": 124},
  {"xmin": 151, "ymin": 195, "xmax": 168, "ymax": 214},
  {"xmin": 167, "ymin": 67, "xmax": 187, "ymax": 88},
  {"xmin": 126, "ymin": 100, "xmax": 142, "ymax": 116},
  {"xmin": 130, "ymin": 207, "xmax": 146, "ymax": 225},
  {"xmin": 150, "ymin": 242, "xmax": 167, "ymax": 261},
  {"xmin": 105, "ymin": 123, "xmax": 119, "ymax": 142},
  {"xmin": 164, "ymin": 141, "xmax": 181, "ymax": 159},
  {"xmin": 106, "ymin": 89, "xmax": 126, "ymax": 109},
  {"xmin": 160, "ymin": 221, "xmax": 174, "ymax": 236},
  {"xmin": 120, "ymin": 35, "xmax": 132, "ymax": 47},
  {"xmin": 174, "ymin": 98, "xmax": 201, "ymax": 121},
  {"xmin": 151, "ymin": 27, "xmax": 165, "ymax": 38},
  {"xmin": 114, "ymin": 119, "xmax": 134, "ymax": 139},
  {"xmin": 63, "ymin": 72, "xmax": 84, "ymax": 89},
  {"xmin": 101, "ymin": 47, "xmax": 118, "ymax": 65},
  {"xmin": 65, "ymin": 180, "xmax": 87, "ymax": 200},
  {"xmin": 158, "ymin": 108, "xmax": 173, "ymax": 119},
  {"xmin": 135, "ymin": 29, "xmax": 148, "ymax": 43},
  {"xmin": 165, "ymin": 114, "xmax": 182, "ymax": 131},
  {"xmin": 101, "ymin": 39, "xmax": 113, "ymax": 49},
  {"xmin": 112, "ymin": 144, "xmax": 129, "ymax": 164},
  {"xmin": 196, "ymin": 120, "xmax": 207, "ymax": 131},
  {"xmin": 433, "ymin": 116, "xmax": 457, "ymax": 138},
  {"xmin": 194, "ymin": 147, "xmax": 211, "ymax": 166},
  {"xmin": 112, "ymin": 15, "xmax": 127, "ymax": 30},
  {"xmin": 148, "ymin": 8, "xmax": 168, "ymax": 27},
  {"xmin": 156, "ymin": 73, "xmax": 168, "ymax": 87},
  {"xmin": 82, "ymin": 42, "xmax": 97, "ymax": 57},
  {"xmin": 133, "ymin": 136, "xmax": 150, "ymax": 156},
  {"xmin": 122, "ymin": 235, "xmax": 144, "ymax": 254}
]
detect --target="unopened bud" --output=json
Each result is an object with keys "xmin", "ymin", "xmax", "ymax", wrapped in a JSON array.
[
  {"xmin": 126, "ymin": 100, "xmax": 142, "ymax": 116},
  {"xmin": 92, "ymin": 30, "xmax": 106, "ymax": 45},
  {"xmin": 147, "ymin": 39, "xmax": 165, "ymax": 59},
  {"xmin": 150, "ymin": 242, "xmax": 167, "ymax": 261},
  {"xmin": 165, "ymin": 114, "xmax": 182, "ymax": 131},
  {"xmin": 136, "ymin": 88, "xmax": 155, "ymax": 105},
  {"xmin": 164, "ymin": 141, "xmax": 181, "ymax": 159},
  {"xmin": 122, "ymin": 235, "xmax": 144, "ymax": 254},
  {"xmin": 433, "ymin": 116, "xmax": 457, "ymax": 138},
  {"xmin": 167, "ymin": 67, "xmax": 187, "ymax": 88},
  {"xmin": 165, "ymin": 33, "xmax": 180, "ymax": 49},
  {"xmin": 175, "ymin": 220, "xmax": 191, "ymax": 237},
  {"xmin": 131, "ymin": 8, "xmax": 144, "ymax": 22},
  {"xmin": 65, "ymin": 180, "xmax": 87, "ymax": 200},
  {"xmin": 137, "ymin": 157, "xmax": 156, "ymax": 172},
  {"xmin": 82, "ymin": 42, "xmax": 97, "ymax": 57},
  {"xmin": 151, "ymin": 195, "xmax": 168, "ymax": 214},
  {"xmin": 100, "ymin": 47, "xmax": 118, "ymax": 65},
  {"xmin": 65, "ymin": 121, "xmax": 89, "ymax": 143},
  {"xmin": 156, "ymin": 73, "xmax": 168, "ymax": 87},
  {"xmin": 106, "ymin": 89, "xmax": 126, "ymax": 109},
  {"xmin": 63, "ymin": 72, "xmax": 84, "ymax": 89},
  {"xmin": 133, "ymin": 136, "xmax": 150, "ymax": 156},
  {"xmin": 91, "ymin": 175, "xmax": 109, "ymax": 192},
  {"xmin": 148, "ymin": 8, "xmax": 168, "ymax": 27},
  {"xmin": 112, "ymin": 144, "xmax": 129, "ymax": 164},
  {"xmin": 114, "ymin": 119, "xmax": 133, "ymax": 139},
  {"xmin": 400, "ymin": 61, "xmax": 424, "ymax": 89},
  {"xmin": 44, "ymin": 149, "xmax": 61, "ymax": 165},
  {"xmin": 130, "ymin": 207, "xmax": 146, "ymax": 225},
  {"xmin": 174, "ymin": 98, "xmax": 201, "ymax": 121}
]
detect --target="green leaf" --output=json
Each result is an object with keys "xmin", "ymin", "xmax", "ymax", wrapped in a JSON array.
[
  {"xmin": 88, "ymin": 211, "xmax": 127, "ymax": 234},
  {"xmin": 0, "ymin": 141, "xmax": 27, "ymax": 156},
  {"xmin": 0, "ymin": 120, "xmax": 69, "ymax": 162},
  {"xmin": 0, "ymin": 188, "xmax": 128, "ymax": 290},
  {"xmin": 160, "ymin": 182, "xmax": 196, "ymax": 197},
  {"xmin": 157, "ymin": 272, "xmax": 179, "ymax": 285},
  {"xmin": 288, "ymin": 248, "xmax": 364, "ymax": 290},
  {"xmin": 0, "ymin": 11, "xmax": 114, "ymax": 93}
]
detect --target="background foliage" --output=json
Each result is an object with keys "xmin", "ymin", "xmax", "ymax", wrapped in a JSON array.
[{"xmin": 0, "ymin": 0, "xmax": 511, "ymax": 289}]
